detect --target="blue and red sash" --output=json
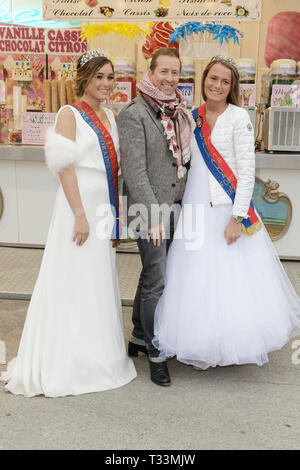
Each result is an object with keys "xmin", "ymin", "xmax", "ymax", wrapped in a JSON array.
[
  {"xmin": 192, "ymin": 104, "xmax": 261, "ymax": 236},
  {"xmin": 72, "ymin": 101, "xmax": 120, "ymax": 239}
]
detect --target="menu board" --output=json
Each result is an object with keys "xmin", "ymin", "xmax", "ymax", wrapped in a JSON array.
[
  {"xmin": 43, "ymin": 0, "xmax": 262, "ymax": 22},
  {"xmin": 22, "ymin": 112, "xmax": 56, "ymax": 145}
]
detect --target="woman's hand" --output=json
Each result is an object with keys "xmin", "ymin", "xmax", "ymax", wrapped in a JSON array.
[
  {"xmin": 73, "ymin": 214, "xmax": 89, "ymax": 246},
  {"xmin": 224, "ymin": 218, "xmax": 242, "ymax": 246}
]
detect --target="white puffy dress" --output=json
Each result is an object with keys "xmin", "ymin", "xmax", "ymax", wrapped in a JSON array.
[
  {"xmin": 1, "ymin": 106, "xmax": 136, "ymax": 397},
  {"xmin": 153, "ymin": 135, "xmax": 300, "ymax": 369}
]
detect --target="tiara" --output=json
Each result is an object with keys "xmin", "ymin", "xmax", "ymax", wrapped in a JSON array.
[
  {"xmin": 80, "ymin": 49, "xmax": 107, "ymax": 67},
  {"xmin": 210, "ymin": 55, "xmax": 238, "ymax": 72}
]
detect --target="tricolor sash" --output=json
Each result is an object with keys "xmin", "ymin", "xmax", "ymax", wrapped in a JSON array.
[
  {"xmin": 71, "ymin": 101, "xmax": 120, "ymax": 239},
  {"xmin": 192, "ymin": 105, "xmax": 261, "ymax": 236}
]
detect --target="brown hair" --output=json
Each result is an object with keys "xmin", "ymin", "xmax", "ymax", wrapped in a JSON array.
[
  {"xmin": 201, "ymin": 57, "xmax": 241, "ymax": 106},
  {"xmin": 150, "ymin": 47, "xmax": 181, "ymax": 72},
  {"xmin": 74, "ymin": 55, "xmax": 114, "ymax": 98}
]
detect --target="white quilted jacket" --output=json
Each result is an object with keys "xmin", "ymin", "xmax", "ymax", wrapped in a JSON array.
[{"xmin": 207, "ymin": 103, "xmax": 255, "ymax": 218}]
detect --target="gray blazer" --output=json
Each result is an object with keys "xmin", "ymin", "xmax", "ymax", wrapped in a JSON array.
[{"xmin": 118, "ymin": 95, "xmax": 178, "ymax": 232}]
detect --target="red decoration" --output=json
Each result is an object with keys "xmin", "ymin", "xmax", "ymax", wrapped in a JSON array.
[
  {"xmin": 265, "ymin": 12, "xmax": 300, "ymax": 66},
  {"xmin": 142, "ymin": 22, "xmax": 179, "ymax": 60}
]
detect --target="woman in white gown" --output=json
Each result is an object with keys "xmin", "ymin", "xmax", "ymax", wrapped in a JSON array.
[
  {"xmin": 153, "ymin": 55, "xmax": 300, "ymax": 370},
  {"xmin": 1, "ymin": 50, "xmax": 136, "ymax": 397}
]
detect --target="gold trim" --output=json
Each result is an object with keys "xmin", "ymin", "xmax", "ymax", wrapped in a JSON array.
[
  {"xmin": 255, "ymin": 177, "xmax": 292, "ymax": 241},
  {"xmin": 242, "ymin": 220, "xmax": 262, "ymax": 236},
  {"xmin": 0, "ymin": 188, "xmax": 3, "ymax": 220}
]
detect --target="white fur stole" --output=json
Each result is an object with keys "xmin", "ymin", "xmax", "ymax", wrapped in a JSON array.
[{"xmin": 44, "ymin": 127, "xmax": 85, "ymax": 174}]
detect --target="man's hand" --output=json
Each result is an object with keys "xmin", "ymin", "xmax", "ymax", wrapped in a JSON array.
[
  {"xmin": 147, "ymin": 222, "xmax": 165, "ymax": 247},
  {"xmin": 224, "ymin": 218, "xmax": 242, "ymax": 246}
]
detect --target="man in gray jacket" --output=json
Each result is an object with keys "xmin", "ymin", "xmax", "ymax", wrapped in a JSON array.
[{"xmin": 118, "ymin": 48, "xmax": 193, "ymax": 386}]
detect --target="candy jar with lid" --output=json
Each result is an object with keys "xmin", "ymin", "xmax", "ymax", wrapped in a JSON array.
[
  {"xmin": 178, "ymin": 58, "xmax": 195, "ymax": 109},
  {"xmin": 236, "ymin": 58, "xmax": 256, "ymax": 84},
  {"xmin": 268, "ymin": 59, "xmax": 296, "ymax": 106}
]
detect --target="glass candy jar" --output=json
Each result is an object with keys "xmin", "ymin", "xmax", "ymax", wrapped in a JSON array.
[
  {"xmin": 112, "ymin": 58, "xmax": 136, "ymax": 106},
  {"xmin": 178, "ymin": 58, "xmax": 195, "ymax": 108}
]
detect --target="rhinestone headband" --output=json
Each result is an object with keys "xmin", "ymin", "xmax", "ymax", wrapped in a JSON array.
[
  {"xmin": 80, "ymin": 48, "xmax": 107, "ymax": 67},
  {"xmin": 209, "ymin": 55, "xmax": 239, "ymax": 73}
]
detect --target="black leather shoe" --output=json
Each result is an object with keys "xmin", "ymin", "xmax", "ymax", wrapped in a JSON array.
[
  {"xmin": 149, "ymin": 360, "xmax": 171, "ymax": 386},
  {"xmin": 128, "ymin": 341, "xmax": 148, "ymax": 357}
]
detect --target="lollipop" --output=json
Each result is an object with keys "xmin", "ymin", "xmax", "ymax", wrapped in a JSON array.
[{"xmin": 265, "ymin": 12, "xmax": 300, "ymax": 66}]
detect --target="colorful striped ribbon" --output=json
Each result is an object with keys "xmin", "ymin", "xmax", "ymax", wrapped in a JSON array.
[
  {"xmin": 192, "ymin": 105, "xmax": 261, "ymax": 236},
  {"xmin": 71, "ymin": 101, "xmax": 120, "ymax": 239}
]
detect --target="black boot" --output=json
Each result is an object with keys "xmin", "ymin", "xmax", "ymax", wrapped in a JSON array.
[
  {"xmin": 149, "ymin": 360, "xmax": 171, "ymax": 386},
  {"xmin": 128, "ymin": 341, "xmax": 148, "ymax": 357}
]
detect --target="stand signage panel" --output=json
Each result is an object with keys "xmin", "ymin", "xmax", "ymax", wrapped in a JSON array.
[{"xmin": 43, "ymin": 0, "xmax": 262, "ymax": 22}]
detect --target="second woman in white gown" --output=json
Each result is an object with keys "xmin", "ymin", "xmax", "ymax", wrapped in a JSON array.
[
  {"xmin": 1, "ymin": 51, "xmax": 136, "ymax": 397},
  {"xmin": 153, "ymin": 55, "xmax": 300, "ymax": 370}
]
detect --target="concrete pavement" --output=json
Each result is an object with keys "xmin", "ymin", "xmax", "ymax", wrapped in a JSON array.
[{"xmin": 0, "ymin": 299, "xmax": 299, "ymax": 450}]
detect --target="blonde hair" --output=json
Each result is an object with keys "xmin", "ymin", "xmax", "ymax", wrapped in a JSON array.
[
  {"xmin": 201, "ymin": 56, "xmax": 241, "ymax": 106},
  {"xmin": 74, "ymin": 55, "xmax": 114, "ymax": 98}
]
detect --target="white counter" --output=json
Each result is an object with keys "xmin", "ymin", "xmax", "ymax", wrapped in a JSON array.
[
  {"xmin": 0, "ymin": 146, "xmax": 300, "ymax": 258},
  {"xmin": 0, "ymin": 146, "xmax": 58, "ymax": 247}
]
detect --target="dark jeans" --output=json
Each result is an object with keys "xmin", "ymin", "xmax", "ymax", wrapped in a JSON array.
[{"xmin": 132, "ymin": 215, "xmax": 175, "ymax": 360}]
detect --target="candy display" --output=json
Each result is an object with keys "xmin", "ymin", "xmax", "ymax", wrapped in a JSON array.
[
  {"xmin": 58, "ymin": 80, "xmax": 67, "ymax": 107},
  {"xmin": 43, "ymin": 79, "xmax": 75, "ymax": 113},
  {"xmin": 240, "ymin": 84, "xmax": 256, "ymax": 107},
  {"xmin": 58, "ymin": 60, "xmax": 77, "ymax": 80},
  {"xmin": 112, "ymin": 58, "xmax": 136, "ymax": 107},
  {"xmin": 0, "ymin": 52, "xmax": 45, "ymax": 112},
  {"xmin": 236, "ymin": 58, "xmax": 256, "ymax": 84},
  {"xmin": 12, "ymin": 57, "xmax": 33, "ymax": 83},
  {"xmin": 7, "ymin": 128, "xmax": 22, "ymax": 145},
  {"xmin": 178, "ymin": 58, "xmax": 195, "ymax": 108},
  {"xmin": 51, "ymin": 81, "xmax": 59, "ymax": 114},
  {"xmin": 268, "ymin": 59, "xmax": 297, "ymax": 107},
  {"xmin": 48, "ymin": 56, "xmax": 80, "ymax": 81},
  {"xmin": 0, "ymin": 6, "xmax": 299, "ymax": 148}
]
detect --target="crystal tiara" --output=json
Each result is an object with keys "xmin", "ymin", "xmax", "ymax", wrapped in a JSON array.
[
  {"xmin": 80, "ymin": 49, "xmax": 107, "ymax": 67},
  {"xmin": 209, "ymin": 55, "xmax": 239, "ymax": 72}
]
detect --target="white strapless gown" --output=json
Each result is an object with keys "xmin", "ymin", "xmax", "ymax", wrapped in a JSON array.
[
  {"xmin": 153, "ymin": 135, "xmax": 300, "ymax": 369},
  {"xmin": 1, "ymin": 106, "xmax": 136, "ymax": 397}
]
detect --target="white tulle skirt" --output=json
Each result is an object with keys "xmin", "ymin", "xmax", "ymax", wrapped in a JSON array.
[
  {"xmin": 153, "ymin": 144, "xmax": 300, "ymax": 369},
  {"xmin": 1, "ymin": 167, "xmax": 136, "ymax": 397}
]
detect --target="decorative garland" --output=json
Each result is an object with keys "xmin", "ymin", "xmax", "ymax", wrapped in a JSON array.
[
  {"xmin": 79, "ymin": 21, "xmax": 242, "ymax": 47},
  {"xmin": 169, "ymin": 22, "xmax": 243, "ymax": 45},
  {"xmin": 80, "ymin": 23, "xmax": 150, "ymax": 42}
]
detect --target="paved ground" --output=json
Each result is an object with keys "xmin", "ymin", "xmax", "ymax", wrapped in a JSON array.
[
  {"xmin": 0, "ymin": 247, "xmax": 142, "ymax": 303},
  {"xmin": 0, "ymin": 299, "xmax": 300, "ymax": 450}
]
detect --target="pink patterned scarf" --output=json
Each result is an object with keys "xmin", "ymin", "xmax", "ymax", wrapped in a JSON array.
[{"xmin": 137, "ymin": 71, "xmax": 194, "ymax": 179}]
